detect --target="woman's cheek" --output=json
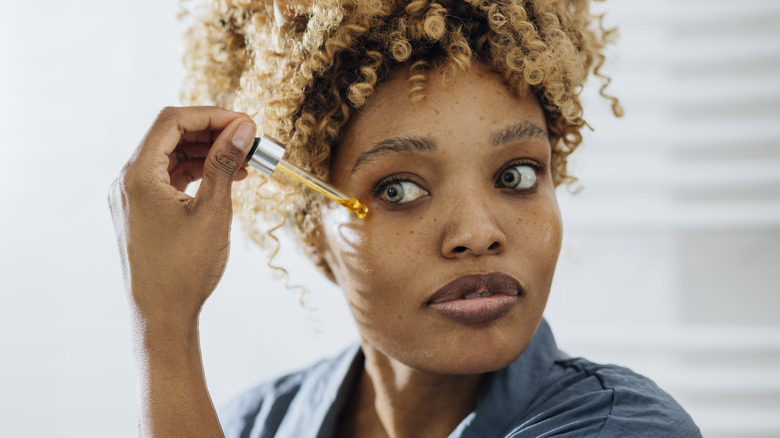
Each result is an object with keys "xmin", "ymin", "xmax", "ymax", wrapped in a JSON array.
[
  {"xmin": 320, "ymin": 202, "xmax": 372, "ymax": 284},
  {"xmin": 542, "ymin": 214, "xmax": 563, "ymax": 251},
  {"xmin": 533, "ymin": 190, "xmax": 563, "ymax": 251},
  {"xmin": 532, "ymin": 208, "xmax": 563, "ymax": 272}
]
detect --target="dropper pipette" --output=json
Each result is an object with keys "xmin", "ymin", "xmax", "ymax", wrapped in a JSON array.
[{"xmin": 246, "ymin": 135, "xmax": 368, "ymax": 219}]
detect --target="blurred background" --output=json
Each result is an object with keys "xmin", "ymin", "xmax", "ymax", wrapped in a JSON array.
[{"xmin": 1, "ymin": 1, "xmax": 778, "ymax": 437}]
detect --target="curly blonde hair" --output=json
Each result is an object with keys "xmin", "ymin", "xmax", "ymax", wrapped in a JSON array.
[{"xmin": 181, "ymin": 0, "xmax": 621, "ymax": 268}]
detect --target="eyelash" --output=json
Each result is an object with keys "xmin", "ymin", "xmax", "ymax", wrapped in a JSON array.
[
  {"xmin": 494, "ymin": 159, "xmax": 544, "ymax": 192},
  {"xmin": 371, "ymin": 174, "xmax": 421, "ymax": 198}
]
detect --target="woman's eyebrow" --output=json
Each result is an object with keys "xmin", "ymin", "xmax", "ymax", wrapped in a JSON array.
[
  {"xmin": 350, "ymin": 122, "xmax": 548, "ymax": 174},
  {"xmin": 351, "ymin": 136, "xmax": 437, "ymax": 174},
  {"xmin": 490, "ymin": 122, "xmax": 549, "ymax": 147}
]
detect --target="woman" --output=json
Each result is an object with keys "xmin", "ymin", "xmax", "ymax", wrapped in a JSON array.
[{"xmin": 109, "ymin": 0, "xmax": 701, "ymax": 436}]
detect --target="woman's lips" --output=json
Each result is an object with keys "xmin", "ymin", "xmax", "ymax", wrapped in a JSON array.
[{"xmin": 426, "ymin": 273, "xmax": 523, "ymax": 324}]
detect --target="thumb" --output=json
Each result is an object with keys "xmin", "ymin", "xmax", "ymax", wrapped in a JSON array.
[{"xmin": 197, "ymin": 119, "xmax": 256, "ymax": 207}]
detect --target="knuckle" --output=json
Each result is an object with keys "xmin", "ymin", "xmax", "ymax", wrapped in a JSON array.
[
  {"xmin": 182, "ymin": 169, "xmax": 197, "ymax": 185},
  {"xmin": 156, "ymin": 106, "xmax": 178, "ymax": 124},
  {"xmin": 209, "ymin": 149, "xmax": 241, "ymax": 177},
  {"xmin": 120, "ymin": 168, "xmax": 142, "ymax": 192},
  {"xmin": 118, "ymin": 165, "xmax": 152, "ymax": 197},
  {"xmin": 107, "ymin": 174, "xmax": 131, "ymax": 212}
]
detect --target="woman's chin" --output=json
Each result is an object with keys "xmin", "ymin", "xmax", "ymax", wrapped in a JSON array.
[
  {"xmin": 412, "ymin": 350, "xmax": 523, "ymax": 376},
  {"xmin": 377, "ymin": 335, "xmax": 529, "ymax": 376}
]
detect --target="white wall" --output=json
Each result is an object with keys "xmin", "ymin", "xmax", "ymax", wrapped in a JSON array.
[{"xmin": 0, "ymin": 1, "xmax": 778, "ymax": 437}]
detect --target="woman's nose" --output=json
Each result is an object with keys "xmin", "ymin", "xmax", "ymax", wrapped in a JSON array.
[{"xmin": 440, "ymin": 194, "xmax": 507, "ymax": 258}]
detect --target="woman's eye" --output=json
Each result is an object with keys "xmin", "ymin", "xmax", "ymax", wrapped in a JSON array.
[
  {"xmin": 497, "ymin": 164, "xmax": 537, "ymax": 190},
  {"xmin": 379, "ymin": 180, "xmax": 427, "ymax": 204}
]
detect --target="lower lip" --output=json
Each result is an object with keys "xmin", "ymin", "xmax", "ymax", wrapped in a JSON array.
[{"xmin": 428, "ymin": 294, "xmax": 518, "ymax": 324}]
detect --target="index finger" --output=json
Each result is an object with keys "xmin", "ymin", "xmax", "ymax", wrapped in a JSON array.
[{"xmin": 136, "ymin": 106, "xmax": 251, "ymax": 162}]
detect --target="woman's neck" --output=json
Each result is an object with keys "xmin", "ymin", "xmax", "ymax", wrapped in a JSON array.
[{"xmin": 338, "ymin": 344, "xmax": 484, "ymax": 438}]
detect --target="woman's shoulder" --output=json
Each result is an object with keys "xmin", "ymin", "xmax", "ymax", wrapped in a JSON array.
[
  {"xmin": 460, "ymin": 320, "xmax": 701, "ymax": 437},
  {"xmin": 503, "ymin": 355, "xmax": 702, "ymax": 437}
]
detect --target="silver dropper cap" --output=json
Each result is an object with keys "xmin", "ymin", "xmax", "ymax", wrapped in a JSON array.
[{"xmin": 246, "ymin": 135, "xmax": 285, "ymax": 175}]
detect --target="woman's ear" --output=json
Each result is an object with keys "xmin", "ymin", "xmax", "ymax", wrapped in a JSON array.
[{"xmin": 305, "ymin": 224, "xmax": 338, "ymax": 284}]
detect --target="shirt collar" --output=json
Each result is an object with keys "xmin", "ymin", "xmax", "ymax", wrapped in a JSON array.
[
  {"xmin": 275, "ymin": 318, "xmax": 560, "ymax": 438},
  {"xmin": 452, "ymin": 318, "xmax": 562, "ymax": 437},
  {"xmin": 274, "ymin": 343, "xmax": 364, "ymax": 438}
]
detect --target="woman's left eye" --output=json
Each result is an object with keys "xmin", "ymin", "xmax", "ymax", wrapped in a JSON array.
[
  {"xmin": 377, "ymin": 179, "xmax": 428, "ymax": 204},
  {"xmin": 496, "ymin": 164, "xmax": 538, "ymax": 190}
]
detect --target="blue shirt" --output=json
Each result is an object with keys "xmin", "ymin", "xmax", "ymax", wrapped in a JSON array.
[{"xmin": 219, "ymin": 320, "xmax": 701, "ymax": 437}]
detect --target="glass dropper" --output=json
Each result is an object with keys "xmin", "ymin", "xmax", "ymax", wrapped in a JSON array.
[{"xmin": 246, "ymin": 135, "xmax": 368, "ymax": 219}]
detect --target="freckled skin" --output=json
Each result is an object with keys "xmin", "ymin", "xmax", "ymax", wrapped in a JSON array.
[{"xmin": 318, "ymin": 62, "xmax": 563, "ymax": 375}]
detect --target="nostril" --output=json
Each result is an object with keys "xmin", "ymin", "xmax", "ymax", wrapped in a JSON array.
[
  {"xmin": 453, "ymin": 246, "xmax": 468, "ymax": 253},
  {"xmin": 488, "ymin": 242, "xmax": 500, "ymax": 251}
]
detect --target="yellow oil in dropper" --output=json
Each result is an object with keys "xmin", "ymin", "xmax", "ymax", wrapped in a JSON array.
[
  {"xmin": 276, "ymin": 159, "xmax": 368, "ymax": 218},
  {"xmin": 246, "ymin": 136, "xmax": 368, "ymax": 219}
]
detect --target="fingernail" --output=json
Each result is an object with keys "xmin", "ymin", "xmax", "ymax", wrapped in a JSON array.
[{"xmin": 232, "ymin": 122, "xmax": 256, "ymax": 151}]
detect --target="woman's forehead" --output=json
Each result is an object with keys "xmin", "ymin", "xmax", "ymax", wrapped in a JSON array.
[{"xmin": 333, "ymin": 62, "xmax": 546, "ymax": 169}]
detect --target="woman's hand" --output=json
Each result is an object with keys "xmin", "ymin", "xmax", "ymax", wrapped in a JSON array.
[
  {"xmin": 108, "ymin": 106, "xmax": 256, "ymax": 437},
  {"xmin": 109, "ymin": 106, "xmax": 256, "ymax": 332}
]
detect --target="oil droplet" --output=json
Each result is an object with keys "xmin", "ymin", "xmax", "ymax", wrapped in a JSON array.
[{"xmin": 339, "ymin": 197, "xmax": 369, "ymax": 219}]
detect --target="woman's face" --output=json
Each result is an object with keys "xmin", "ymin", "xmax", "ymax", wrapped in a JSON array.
[{"xmin": 318, "ymin": 62, "xmax": 562, "ymax": 375}]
